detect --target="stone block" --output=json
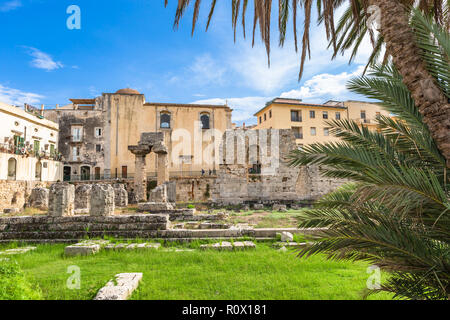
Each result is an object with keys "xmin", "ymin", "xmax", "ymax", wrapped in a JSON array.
[
  {"xmin": 0, "ymin": 246, "xmax": 36, "ymax": 256},
  {"xmin": 253, "ymin": 204, "xmax": 264, "ymax": 210},
  {"xmin": 137, "ymin": 202, "xmax": 174, "ymax": 212},
  {"xmin": 113, "ymin": 184, "xmax": 128, "ymax": 207},
  {"xmin": 272, "ymin": 204, "xmax": 287, "ymax": 212},
  {"xmin": 75, "ymin": 184, "xmax": 92, "ymax": 210},
  {"xmin": 48, "ymin": 183, "xmax": 75, "ymax": 217},
  {"xmin": 280, "ymin": 231, "xmax": 294, "ymax": 242},
  {"xmin": 149, "ymin": 184, "xmax": 167, "ymax": 203},
  {"xmin": 90, "ymin": 184, "xmax": 115, "ymax": 216},
  {"xmin": 28, "ymin": 188, "xmax": 49, "ymax": 210},
  {"xmin": 65, "ymin": 244, "xmax": 100, "ymax": 256},
  {"xmin": 94, "ymin": 273, "xmax": 143, "ymax": 300}
]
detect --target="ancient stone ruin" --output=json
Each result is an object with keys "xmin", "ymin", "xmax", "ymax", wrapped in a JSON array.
[
  {"xmin": 129, "ymin": 132, "xmax": 174, "ymax": 211},
  {"xmin": 90, "ymin": 184, "xmax": 115, "ymax": 216},
  {"xmin": 48, "ymin": 183, "xmax": 75, "ymax": 217},
  {"xmin": 27, "ymin": 187, "xmax": 49, "ymax": 210}
]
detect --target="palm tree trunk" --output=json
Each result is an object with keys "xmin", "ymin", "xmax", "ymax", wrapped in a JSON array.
[{"xmin": 370, "ymin": 0, "xmax": 450, "ymax": 167}]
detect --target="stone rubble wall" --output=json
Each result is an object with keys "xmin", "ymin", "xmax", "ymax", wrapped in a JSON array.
[
  {"xmin": 0, "ymin": 214, "xmax": 170, "ymax": 240},
  {"xmin": 0, "ymin": 180, "xmax": 51, "ymax": 212}
]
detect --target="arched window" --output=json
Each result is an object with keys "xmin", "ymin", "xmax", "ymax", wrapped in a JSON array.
[
  {"xmin": 35, "ymin": 161, "xmax": 42, "ymax": 181},
  {"xmin": 160, "ymin": 113, "xmax": 171, "ymax": 129},
  {"xmin": 7, "ymin": 158, "xmax": 17, "ymax": 180},
  {"xmin": 200, "ymin": 113, "xmax": 210, "ymax": 129}
]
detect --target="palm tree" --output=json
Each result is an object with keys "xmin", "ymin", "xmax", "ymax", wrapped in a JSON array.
[
  {"xmin": 166, "ymin": 0, "xmax": 450, "ymax": 167},
  {"xmin": 287, "ymin": 10, "xmax": 449, "ymax": 299}
]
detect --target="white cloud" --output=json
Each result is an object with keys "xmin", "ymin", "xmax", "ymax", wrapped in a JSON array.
[
  {"xmin": 0, "ymin": 84, "xmax": 44, "ymax": 106},
  {"xmin": 192, "ymin": 96, "xmax": 272, "ymax": 122},
  {"xmin": 24, "ymin": 47, "xmax": 63, "ymax": 71},
  {"xmin": 192, "ymin": 65, "xmax": 366, "ymax": 123},
  {"xmin": 227, "ymin": 43, "xmax": 300, "ymax": 94},
  {"xmin": 280, "ymin": 65, "xmax": 365, "ymax": 101},
  {"xmin": 0, "ymin": 0, "xmax": 21, "ymax": 12}
]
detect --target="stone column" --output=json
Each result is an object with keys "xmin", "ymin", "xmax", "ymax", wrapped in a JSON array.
[
  {"xmin": 48, "ymin": 183, "xmax": 75, "ymax": 217},
  {"xmin": 90, "ymin": 184, "xmax": 115, "ymax": 216},
  {"xmin": 128, "ymin": 145, "xmax": 151, "ymax": 202},
  {"xmin": 154, "ymin": 142, "xmax": 169, "ymax": 186}
]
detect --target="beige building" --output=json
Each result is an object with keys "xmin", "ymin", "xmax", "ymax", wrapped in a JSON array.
[
  {"xmin": 44, "ymin": 88, "xmax": 232, "ymax": 180},
  {"xmin": 254, "ymin": 98, "xmax": 390, "ymax": 147},
  {"xmin": 0, "ymin": 101, "xmax": 62, "ymax": 181}
]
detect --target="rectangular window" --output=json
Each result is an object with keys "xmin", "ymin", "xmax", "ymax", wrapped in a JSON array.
[
  {"xmin": 264, "ymin": 113, "xmax": 267, "ymax": 121},
  {"xmin": 292, "ymin": 127, "xmax": 303, "ymax": 139},
  {"xmin": 291, "ymin": 110, "xmax": 302, "ymax": 122},
  {"xmin": 323, "ymin": 111, "xmax": 328, "ymax": 119},
  {"xmin": 311, "ymin": 127, "xmax": 316, "ymax": 136},
  {"xmin": 335, "ymin": 112, "xmax": 341, "ymax": 120},
  {"xmin": 122, "ymin": 166, "xmax": 127, "ymax": 179},
  {"xmin": 361, "ymin": 110, "xmax": 366, "ymax": 119},
  {"xmin": 33, "ymin": 140, "xmax": 40, "ymax": 156},
  {"xmin": 95, "ymin": 127, "xmax": 102, "ymax": 137},
  {"xmin": 259, "ymin": 116, "xmax": 262, "ymax": 124},
  {"xmin": 310, "ymin": 110, "xmax": 315, "ymax": 119},
  {"xmin": 269, "ymin": 110, "xmax": 272, "ymax": 118},
  {"xmin": 324, "ymin": 128, "xmax": 329, "ymax": 136},
  {"xmin": 72, "ymin": 146, "xmax": 80, "ymax": 161},
  {"xmin": 50, "ymin": 144, "xmax": 55, "ymax": 156},
  {"xmin": 96, "ymin": 144, "xmax": 101, "ymax": 152},
  {"xmin": 72, "ymin": 127, "xmax": 82, "ymax": 142}
]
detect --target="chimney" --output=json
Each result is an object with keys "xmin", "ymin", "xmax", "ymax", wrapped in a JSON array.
[{"xmin": 40, "ymin": 104, "xmax": 44, "ymax": 116}]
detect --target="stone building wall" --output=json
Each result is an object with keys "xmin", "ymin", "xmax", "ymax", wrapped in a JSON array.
[
  {"xmin": 0, "ymin": 180, "xmax": 51, "ymax": 212},
  {"xmin": 44, "ymin": 106, "xmax": 106, "ymax": 180},
  {"xmin": 211, "ymin": 128, "xmax": 346, "ymax": 204}
]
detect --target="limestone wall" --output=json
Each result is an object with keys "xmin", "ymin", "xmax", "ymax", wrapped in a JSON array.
[{"xmin": 0, "ymin": 180, "xmax": 51, "ymax": 212}]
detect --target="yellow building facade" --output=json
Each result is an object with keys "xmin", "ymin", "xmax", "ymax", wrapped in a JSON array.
[
  {"xmin": 254, "ymin": 98, "xmax": 390, "ymax": 147},
  {"xmin": 45, "ymin": 89, "xmax": 232, "ymax": 180}
]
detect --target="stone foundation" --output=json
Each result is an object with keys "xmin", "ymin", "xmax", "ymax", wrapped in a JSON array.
[
  {"xmin": 28, "ymin": 187, "xmax": 49, "ymax": 210},
  {"xmin": 75, "ymin": 184, "xmax": 92, "ymax": 210},
  {"xmin": 90, "ymin": 184, "xmax": 115, "ymax": 216},
  {"xmin": 48, "ymin": 183, "xmax": 75, "ymax": 217}
]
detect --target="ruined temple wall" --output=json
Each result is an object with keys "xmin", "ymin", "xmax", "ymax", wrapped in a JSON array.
[
  {"xmin": 211, "ymin": 128, "xmax": 346, "ymax": 204},
  {"xmin": 0, "ymin": 180, "xmax": 51, "ymax": 212}
]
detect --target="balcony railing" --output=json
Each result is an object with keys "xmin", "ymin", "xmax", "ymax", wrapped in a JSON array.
[{"xmin": 0, "ymin": 143, "xmax": 62, "ymax": 161}]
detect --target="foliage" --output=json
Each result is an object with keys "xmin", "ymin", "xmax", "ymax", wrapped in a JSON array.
[
  {"xmin": 165, "ymin": 0, "xmax": 449, "ymax": 79},
  {"xmin": 0, "ymin": 260, "xmax": 42, "ymax": 300},
  {"xmin": 288, "ymin": 11, "xmax": 449, "ymax": 300}
]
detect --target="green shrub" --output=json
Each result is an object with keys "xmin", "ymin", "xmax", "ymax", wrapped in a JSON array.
[{"xmin": 0, "ymin": 261, "xmax": 42, "ymax": 300}]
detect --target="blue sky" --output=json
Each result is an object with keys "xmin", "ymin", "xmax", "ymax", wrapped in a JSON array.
[{"xmin": 0, "ymin": 0, "xmax": 374, "ymax": 125}]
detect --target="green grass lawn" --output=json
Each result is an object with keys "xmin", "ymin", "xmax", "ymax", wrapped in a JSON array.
[{"xmin": 1, "ymin": 242, "xmax": 392, "ymax": 300}]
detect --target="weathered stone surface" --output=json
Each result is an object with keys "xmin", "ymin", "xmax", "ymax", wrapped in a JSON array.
[
  {"xmin": 200, "ymin": 240, "xmax": 255, "ymax": 251},
  {"xmin": 280, "ymin": 231, "xmax": 294, "ymax": 242},
  {"xmin": 164, "ymin": 181, "xmax": 176, "ymax": 203},
  {"xmin": 253, "ymin": 204, "xmax": 264, "ymax": 210},
  {"xmin": 137, "ymin": 202, "xmax": 174, "ymax": 212},
  {"xmin": 3, "ymin": 208, "xmax": 20, "ymax": 214},
  {"xmin": 148, "ymin": 184, "xmax": 167, "ymax": 203},
  {"xmin": 75, "ymin": 184, "xmax": 92, "ymax": 210},
  {"xmin": 104, "ymin": 242, "xmax": 161, "ymax": 251},
  {"xmin": 94, "ymin": 273, "xmax": 143, "ymax": 300},
  {"xmin": 0, "ymin": 246, "xmax": 36, "ymax": 255},
  {"xmin": 65, "ymin": 244, "xmax": 100, "ymax": 256},
  {"xmin": 90, "ymin": 184, "xmax": 115, "ymax": 216},
  {"xmin": 273, "ymin": 204, "xmax": 287, "ymax": 212},
  {"xmin": 113, "ymin": 184, "xmax": 128, "ymax": 207},
  {"xmin": 48, "ymin": 183, "xmax": 75, "ymax": 217},
  {"xmin": 272, "ymin": 242, "xmax": 307, "ymax": 248},
  {"xmin": 28, "ymin": 188, "xmax": 49, "ymax": 210},
  {"xmin": 64, "ymin": 239, "xmax": 109, "ymax": 256}
]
